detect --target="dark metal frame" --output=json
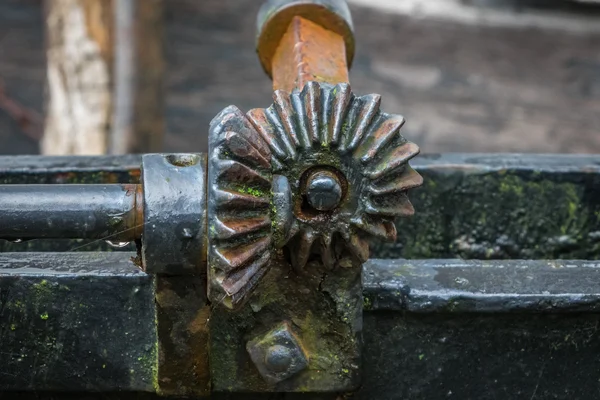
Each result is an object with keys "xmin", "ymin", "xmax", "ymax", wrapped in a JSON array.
[{"xmin": 1, "ymin": 154, "xmax": 599, "ymax": 398}]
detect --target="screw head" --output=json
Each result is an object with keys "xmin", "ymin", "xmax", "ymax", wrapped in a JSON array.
[
  {"xmin": 264, "ymin": 345, "xmax": 293, "ymax": 373},
  {"xmin": 247, "ymin": 321, "xmax": 309, "ymax": 384},
  {"xmin": 305, "ymin": 170, "xmax": 343, "ymax": 211}
]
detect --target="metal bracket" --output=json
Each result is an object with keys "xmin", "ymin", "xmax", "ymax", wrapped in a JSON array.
[{"xmin": 206, "ymin": 0, "xmax": 421, "ymax": 392}]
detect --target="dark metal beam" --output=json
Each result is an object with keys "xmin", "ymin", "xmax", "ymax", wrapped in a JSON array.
[
  {"xmin": 364, "ymin": 258, "xmax": 600, "ymax": 313},
  {"xmin": 0, "ymin": 252, "xmax": 157, "ymax": 393},
  {"xmin": 2, "ymin": 253, "xmax": 600, "ymax": 398},
  {"xmin": 0, "ymin": 155, "xmax": 141, "ymax": 184}
]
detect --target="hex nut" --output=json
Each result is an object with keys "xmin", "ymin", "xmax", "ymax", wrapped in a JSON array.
[{"xmin": 247, "ymin": 321, "xmax": 309, "ymax": 384}]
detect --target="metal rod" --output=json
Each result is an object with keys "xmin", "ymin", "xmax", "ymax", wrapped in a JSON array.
[{"xmin": 0, "ymin": 184, "xmax": 142, "ymax": 241}]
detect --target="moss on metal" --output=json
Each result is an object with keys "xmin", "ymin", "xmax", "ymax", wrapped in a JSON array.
[
  {"xmin": 373, "ymin": 169, "xmax": 600, "ymax": 260},
  {"xmin": 210, "ymin": 253, "xmax": 362, "ymax": 392},
  {"xmin": 0, "ymin": 266, "xmax": 157, "ymax": 392}
]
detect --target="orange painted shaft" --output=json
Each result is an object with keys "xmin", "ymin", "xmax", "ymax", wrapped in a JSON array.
[{"xmin": 271, "ymin": 16, "xmax": 349, "ymax": 93}]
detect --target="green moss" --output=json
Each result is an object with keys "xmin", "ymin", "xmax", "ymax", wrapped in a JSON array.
[
  {"xmin": 237, "ymin": 186, "xmax": 265, "ymax": 197},
  {"xmin": 376, "ymin": 170, "xmax": 599, "ymax": 260}
]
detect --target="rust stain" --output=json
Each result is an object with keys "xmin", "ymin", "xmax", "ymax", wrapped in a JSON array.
[
  {"xmin": 119, "ymin": 184, "xmax": 143, "ymax": 241},
  {"xmin": 156, "ymin": 277, "xmax": 210, "ymax": 397},
  {"xmin": 272, "ymin": 16, "xmax": 349, "ymax": 93},
  {"xmin": 257, "ymin": 4, "xmax": 354, "ymax": 82},
  {"xmin": 187, "ymin": 305, "xmax": 210, "ymax": 335},
  {"xmin": 134, "ymin": 184, "xmax": 144, "ymax": 240}
]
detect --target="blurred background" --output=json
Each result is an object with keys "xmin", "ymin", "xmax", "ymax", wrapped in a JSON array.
[{"xmin": 0, "ymin": 0, "xmax": 599, "ymax": 155}]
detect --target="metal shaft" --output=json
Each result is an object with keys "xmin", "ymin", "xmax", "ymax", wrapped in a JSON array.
[{"xmin": 0, "ymin": 184, "xmax": 142, "ymax": 241}]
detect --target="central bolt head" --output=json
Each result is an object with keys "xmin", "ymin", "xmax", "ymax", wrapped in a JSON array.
[
  {"xmin": 306, "ymin": 170, "xmax": 343, "ymax": 211},
  {"xmin": 264, "ymin": 345, "xmax": 293, "ymax": 373}
]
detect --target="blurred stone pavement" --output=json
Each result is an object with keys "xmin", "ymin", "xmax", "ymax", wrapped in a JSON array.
[{"xmin": 1, "ymin": 0, "xmax": 599, "ymax": 155}]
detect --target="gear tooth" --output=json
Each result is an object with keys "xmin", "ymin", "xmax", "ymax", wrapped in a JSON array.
[
  {"xmin": 354, "ymin": 114, "xmax": 405, "ymax": 164},
  {"xmin": 210, "ymin": 106, "xmax": 271, "ymax": 168},
  {"xmin": 344, "ymin": 94, "xmax": 381, "ymax": 152},
  {"xmin": 369, "ymin": 165, "xmax": 423, "ymax": 195},
  {"xmin": 319, "ymin": 85, "xmax": 335, "ymax": 147},
  {"xmin": 290, "ymin": 229, "xmax": 316, "ymax": 271},
  {"xmin": 366, "ymin": 142, "xmax": 420, "ymax": 180},
  {"xmin": 247, "ymin": 108, "xmax": 287, "ymax": 163},
  {"xmin": 214, "ymin": 189, "xmax": 270, "ymax": 209},
  {"xmin": 272, "ymin": 157, "xmax": 285, "ymax": 171},
  {"xmin": 265, "ymin": 105, "xmax": 297, "ymax": 160},
  {"xmin": 330, "ymin": 83, "xmax": 352, "ymax": 146},
  {"xmin": 320, "ymin": 234, "xmax": 336, "ymax": 269},
  {"xmin": 348, "ymin": 233, "xmax": 370, "ymax": 263},
  {"xmin": 273, "ymin": 90, "xmax": 300, "ymax": 148},
  {"xmin": 291, "ymin": 91, "xmax": 311, "ymax": 148},
  {"xmin": 271, "ymin": 175, "xmax": 295, "ymax": 248},
  {"xmin": 223, "ymin": 132, "xmax": 271, "ymax": 169},
  {"xmin": 212, "ymin": 216, "xmax": 271, "ymax": 240},
  {"xmin": 339, "ymin": 97, "xmax": 360, "ymax": 153},
  {"xmin": 365, "ymin": 192, "xmax": 415, "ymax": 217},
  {"xmin": 220, "ymin": 251, "xmax": 270, "ymax": 300},
  {"xmin": 213, "ymin": 236, "xmax": 271, "ymax": 272},
  {"xmin": 223, "ymin": 266, "xmax": 270, "ymax": 309},
  {"xmin": 216, "ymin": 159, "xmax": 270, "ymax": 188},
  {"xmin": 286, "ymin": 220, "xmax": 300, "ymax": 244},
  {"xmin": 351, "ymin": 215, "xmax": 397, "ymax": 241},
  {"xmin": 302, "ymin": 81, "xmax": 321, "ymax": 145}
]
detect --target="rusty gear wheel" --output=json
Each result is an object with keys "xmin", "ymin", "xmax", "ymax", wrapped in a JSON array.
[{"xmin": 208, "ymin": 82, "xmax": 421, "ymax": 308}]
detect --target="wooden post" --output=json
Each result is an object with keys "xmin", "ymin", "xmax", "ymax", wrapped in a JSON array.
[
  {"xmin": 111, "ymin": 0, "xmax": 164, "ymax": 154},
  {"xmin": 42, "ymin": 0, "xmax": 163, "ymax": 156}
]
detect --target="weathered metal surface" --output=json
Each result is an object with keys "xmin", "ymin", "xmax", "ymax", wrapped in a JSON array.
[
  {"xmin": 2, "ymin": 255, "xmax": 600, "ymax": 398},
  {"xmin": 0, "ymin": 184, "xmax": 142, "ymax": 242},
  {"xmin": 207, "ymin": 75, "xmax": 419, "ymax": 391},
  {"xmin": 363, "ymin": 259, "xmax": 600, "ymax": 313},
  {"xmin": 209, "ymin": 256, "xmax": 363, "ymax": 393},
  {"xmin": 0, "ymin": 252, "xmax": 157, "ymax": 392},
  {"xmin": 0, "ymin": 155, "xmax": 141, "ymax": 184},
  {"xmin": 1, "ymin": 153, "xmax": 597, "ymax": 259},
  {"xmin": 361, "ymin": 313, "xmax": 600, "ymax": 400},
  {"xmin": 141, "ymin": 153, "xmax": 207, "ymax": 275},
  {"xmin": 155, "ymin": 275, "xmax": 210, "ymax": 397},
  {"xmin": 379, "ymin": 153, "xmax": 600, "ymax": 260},
  {"xmin": 271, "ymin": 16, "xmax": 349, "ymax": 93},
  {"xmin": 256, "ymin": 0, "xmax": 354, "ymax": 80}
]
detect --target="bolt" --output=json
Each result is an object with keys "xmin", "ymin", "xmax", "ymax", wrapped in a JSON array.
[
  {"xmin": 264, "ymin": 345, "xmax": 293, "ymax": 373},
  {"xmin": 247, "ymin": 321, "xmax": 309, "ymax": 384},
  {"xmin": 306, "ymin": 170, "xmax": 343, "ymax": 211}
]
